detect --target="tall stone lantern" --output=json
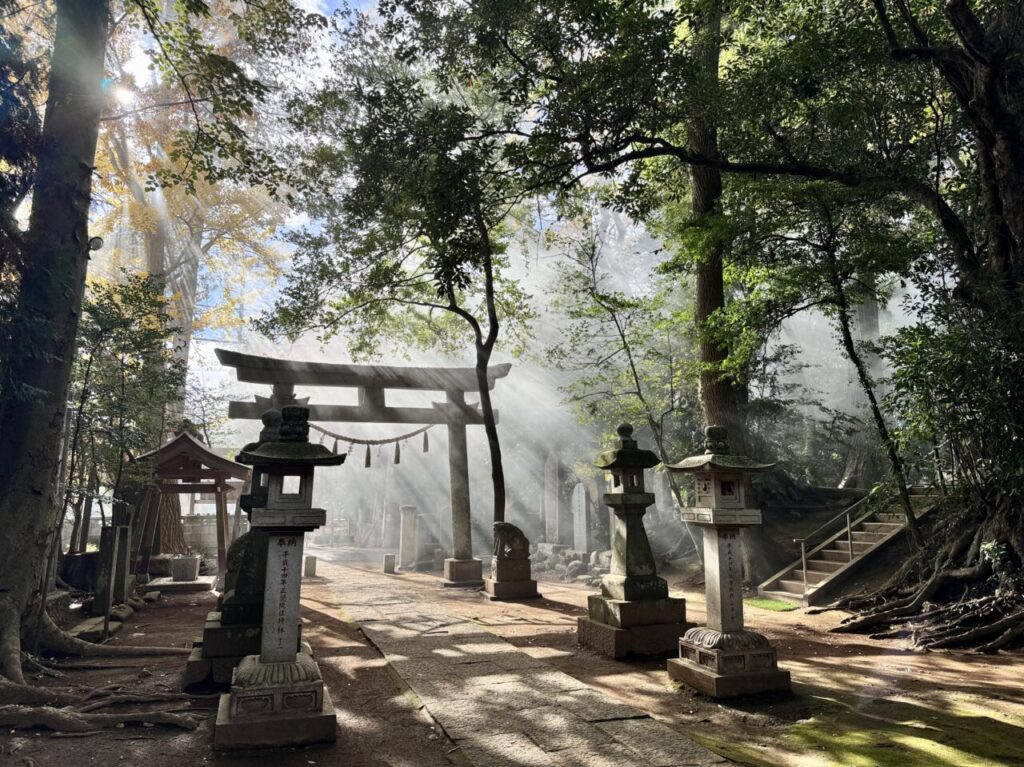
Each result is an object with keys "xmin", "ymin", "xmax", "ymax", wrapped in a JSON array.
[
  {"xmin": 214, "ymin": 406, "xmax": 345, "ymax": 749},
  {"xmin": 577, "ymin": 424, "xmax": 688, "ymax": 658},
  {"xmin": 665, "ymin": 426, "xmax": 790, "ymax": 698}
]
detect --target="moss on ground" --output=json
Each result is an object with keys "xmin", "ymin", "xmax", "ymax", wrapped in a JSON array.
[{"xmin": 745, "ymin": 596, "xmax": 799, "ymax": 612}]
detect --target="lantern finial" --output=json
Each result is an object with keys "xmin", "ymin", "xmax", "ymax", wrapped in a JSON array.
[{"xmin": 704, "ymin": 425, "xmax": 729, "ymax": 454}]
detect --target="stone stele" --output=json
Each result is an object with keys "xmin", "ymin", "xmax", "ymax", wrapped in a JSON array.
[{"xmin": 577, "ymin": 424, "xmax": 689, "ymax": 658}]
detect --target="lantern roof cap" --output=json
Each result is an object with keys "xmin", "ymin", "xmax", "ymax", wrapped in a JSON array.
[
  {"xmin": 595, "ymin": 423, "xmax": 661, "ymax": 471},
  {"xmin": 237, "ymin": 406, "xmax": 345, "ymax": 468},
  {"xmin": 666, "ymin": 426, "xmax": 774, "ymax": 473}
]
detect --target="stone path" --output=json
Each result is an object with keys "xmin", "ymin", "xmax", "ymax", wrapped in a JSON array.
[{"xmin": 319, "ymin": 563, "xmax": 729, "ymax": 767}]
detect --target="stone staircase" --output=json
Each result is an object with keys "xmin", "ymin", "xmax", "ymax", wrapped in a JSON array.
[{"xmin": 758, "ymin": 499, "xmax": 931, "ymax": 606}]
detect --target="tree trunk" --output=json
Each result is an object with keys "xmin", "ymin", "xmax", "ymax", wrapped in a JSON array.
[
  {"xmin": 824, "ymin": 247, "xmax": 922, "ymax": 546},
  {"xmin": 155, "ymin": 493, "xmax": 188, "ymax": 556},
  {"xmin": 0, "ymin": 0, "xmax": 109, "ymax": 683},
  {"xmin": 476, "ymin": 347, "xmax": 506, "ymax": 524}
]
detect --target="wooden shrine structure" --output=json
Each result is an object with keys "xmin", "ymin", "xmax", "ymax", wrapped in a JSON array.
[
  {"xmin": 215, "ymin": 348, "xmax": 511, "ymax": 587},
  {"xmin": 133, "ymin": 431, "xmax": 251, "ymax": 578}
]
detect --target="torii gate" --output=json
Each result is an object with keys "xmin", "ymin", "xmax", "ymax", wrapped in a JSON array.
[{"xmin": 216, "ymin": 348, "xmax": 510, "ymax": 587}]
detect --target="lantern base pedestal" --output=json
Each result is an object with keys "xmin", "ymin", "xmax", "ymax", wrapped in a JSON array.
[
  {"xmin": 213, "ymin": 652, "xmax": 337, "ymax": 749},
  {"xmin": 213, "ymin": 688, "xmax": 337, "ymax": 750},
  {"xmin": 577, "ymin": 595, "xmax": 689, "ymax": 659},
  {"xmin": 667, "ymin": 627, "xmax": 791, "ymax": 698},
  {"xmin": 441, "ymin": 558, "xmax": 484, "ymax": 588}
]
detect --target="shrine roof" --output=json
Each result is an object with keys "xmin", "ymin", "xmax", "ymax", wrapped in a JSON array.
[
  {"xmin": 666, "ymin": 453, "xmax": 775, "ymax": 473},
  {"xmin": 133, "ymin": 431, "xmax": 250, "ymax": 480}
]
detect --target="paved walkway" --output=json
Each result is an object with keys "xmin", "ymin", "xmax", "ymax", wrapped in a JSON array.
[{"xmin": 315, "ymin": 560, "xmax": 728, "ymax": 767}]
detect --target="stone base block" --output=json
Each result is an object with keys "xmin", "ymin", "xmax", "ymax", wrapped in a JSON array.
[
  {"xmin": 492, "ymin": 558, "xmax": 532, "ymax": 581},
  {"xmin": 200, "ymin": 613, "xmax": 263, "ymax": 657},
  {"xmin": 587, "ymin": 595, "xmax": 686, "ymax": 628},
  {"xmin": 183, "ymin": 645, "xmax": 241, "ymax": 689},
  {"xmin": 147, "ymin": 575, "xmax": 215, "ymax": 593},
  {"xmin": 483, "ymin": 578, "xmax": 540, "ymax": 601},
  {"xmin": 667, "ymin": 658, "xmax": 790, "ymax": 698},
  {"xmin": 600, "ymin": 573, "xmax": 668, "ymax": 601},
  {"xmin": 576, "ymin": 616, "xmax": 689, "ymax": 659},
  {"xmin": 441, "ymin": 558, "xmax": 483, "ymax": 588},
  {"xmin": 213, "ymin": 688, "xmax": 337, "ymax": 750}
]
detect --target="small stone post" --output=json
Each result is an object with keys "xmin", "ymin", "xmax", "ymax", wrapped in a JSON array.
[
  {"xmin": 665, "ymin": 426, "xmax": 790, "ymax": 697},
  {"xmin": 398, "ymin": 505, "xmax": 418, "ymax": 570},
  {"xmin": 214, "ymin": 406, "xmax": 344, "ymax": 750},
  {"xmin": 577, "ymin": 424, "xmax": 689, "ymax": 658}
]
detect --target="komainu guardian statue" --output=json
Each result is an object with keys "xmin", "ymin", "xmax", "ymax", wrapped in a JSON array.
[{"xmin": 492, "ymin": 521, "xmax": 530, "ymax": 560}]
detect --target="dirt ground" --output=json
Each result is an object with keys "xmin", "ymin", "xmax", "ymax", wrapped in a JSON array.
[
  {"xmin": 2, "ymin": 559, "xmax": 1023, "ymax": 767},
  {"xmin": 0, "ymin": 587, "xmax": 461, "ymax": 767}
]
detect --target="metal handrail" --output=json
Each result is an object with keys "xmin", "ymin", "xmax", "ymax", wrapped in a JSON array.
[{"xmin": 793, "ymin": 493, "xmax": 874, "ymax": 597}]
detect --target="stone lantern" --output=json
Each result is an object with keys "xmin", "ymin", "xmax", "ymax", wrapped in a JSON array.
[
  {"xmin": 665, "ymin": 425, "xmax": 790, "ymax": 698},
  {"xmin": 577, "ymin": 424, "xmax": 688, "ymax": 658},
  {"xmin": 214, "ymin": 405, "xmax": 345, "ymax": 749}
]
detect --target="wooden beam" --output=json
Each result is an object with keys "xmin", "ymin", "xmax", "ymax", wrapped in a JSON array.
[
  {"xmin": 226, "ymin": 401, "xmax": 498, "ymax": 426},
  {"xmin": 157, "ymin": 483, "xmax": 222, "ymax": 494},
  {"xmin": 216, "ymin": 347, "xmax": 511, "ymax": 391}
]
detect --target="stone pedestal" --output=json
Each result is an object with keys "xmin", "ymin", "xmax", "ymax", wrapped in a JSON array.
[
  {"xmin": 442, "ymin": 557, "xmax": 483, "ymax": 588},
  {"xmin": 214, "ymin": 652, "xmax": 336, "ymax": 749},
  {"xmin": 666, "ymin": 527, "xmax": 789, "ymax": 697},
  {"xmin": 215, "ymin": 529, "xmax": 336, "ymax": 749},
  {"xmin": 483, "ymin": 556, "xmax": 540, "ymax": 601}
]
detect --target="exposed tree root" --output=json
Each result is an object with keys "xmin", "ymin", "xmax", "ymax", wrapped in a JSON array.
[
  {"xmin": 0, "ymin": 705, "xmax": 197, "ymax": 732},
  {"xmin": 824, "ymin": 495, "xmax": 1024, "ymax": 652},
  {"xmin": 38, "ymin": 611, "xmax": 189, "ymax": 658},
  {"xmin": 0, "ymin": 679, "xmax": 83, "ymax": 707},
  {"xmin": 75, "ymin": 692, "xmax": 202, "ymax": 713}
]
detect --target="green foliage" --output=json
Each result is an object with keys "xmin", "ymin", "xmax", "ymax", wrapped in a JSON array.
[
  {"xmin": 69, "ymin": 273, "xmax": 184, "ymax": 496},
  {"xmin": 258, "ymin": 15, "xmax": 534, "ymax": 360},
  {"xmin": 883, "ymin": 266, "xmax": 1024, "ymax": 499}
]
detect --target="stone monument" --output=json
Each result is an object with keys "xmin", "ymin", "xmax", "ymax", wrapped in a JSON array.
[
  {"xmin": 571, "ymin": 483, "xmax": 592, "ymax": 553},
  {"xmin": 483, "ymin": 521, "xmax": 540, "ymax": 601},
  {"xmin": 577, "ymin": 424, "xmax": 689, "ymax": 658},
  {"xmin": 214, "ymin": 406, "xmax": 344, "ymax": 749},
  {"xmin": 665, "ymin": 426, "xmax": 791, "ymax": 697}
]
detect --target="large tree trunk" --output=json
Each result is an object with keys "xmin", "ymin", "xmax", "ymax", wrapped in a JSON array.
[
  {"xmin": 0, "ymin": 0, "xmax": 109, "ymax": 683},
  {"xmin": 687, "ymin": 4, "xmax": 781, "ymax": 583}
]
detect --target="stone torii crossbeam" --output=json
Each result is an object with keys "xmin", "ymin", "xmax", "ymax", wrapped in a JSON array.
[{"xmin": 216, "ymin": 348, "xmax": 511, "ymax": 587}]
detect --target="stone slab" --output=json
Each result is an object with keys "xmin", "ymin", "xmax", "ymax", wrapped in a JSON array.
[
  {"xmin": 666, "ymin": 658, "xmax": 791, "ymax": 698},
  {"xmin": 68, "ymin": 617, "xmax": 122, "ymax": 643},
  {"xmin": 576, "ymin": 617, "xmax": 688, "ymax": 659},
  {"xmin": 595, "ymin": 718, "xmax": 729, "ymax": 766},
  {"xmin": 213, "ymin": 686, "xmax": 337, "ymax": 749},
  {"xmin": 147, "ymin": 575, "xmax": 215, "ymax": 593},
  {"xmin": 587, "ymin": 595, "xmax": 686, "ymax": 628},
  {"xmin": 483, "ymin": 578, "xmax": 541, "ymax": 601}
]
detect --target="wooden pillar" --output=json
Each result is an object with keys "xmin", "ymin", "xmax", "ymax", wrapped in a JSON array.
[
  {"xmin": 215, "ymin": 484, "xmax": 228, "ymax": 574},
  {"xmin": 135, "ymin": 488, "xmax": 161, "ymax": 578},
  {"xmin": 230, "ymin": 476, "xmax": 250, "ymax": 543}
]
